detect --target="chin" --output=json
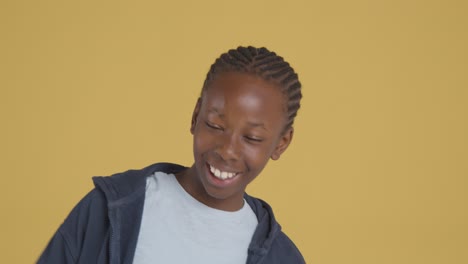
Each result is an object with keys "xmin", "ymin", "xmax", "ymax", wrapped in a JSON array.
[{"xmin": 199, "ymin": 166, "xmax": 243, "ymax": 200}]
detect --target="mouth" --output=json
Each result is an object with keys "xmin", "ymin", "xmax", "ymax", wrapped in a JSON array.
[{"xmin": 207, "ymin": 163, "xmax": 240, "ymax": 181}]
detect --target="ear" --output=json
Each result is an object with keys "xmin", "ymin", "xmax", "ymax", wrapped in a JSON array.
[
  {"xmin": 271, "ymin": 127, "xmax": 294, "ymax": 160},
  {"xmin": 190, "ymin": 98, "xmax": 202, "ymax": 134}
]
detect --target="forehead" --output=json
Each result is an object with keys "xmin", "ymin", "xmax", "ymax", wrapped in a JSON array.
[
  {"xmin": 203, "ymin": 72, "xmax": 286, "ymax": 106},
  {"xmin": 201, "ymin": 72, "xmax": 287, "ymax": 123}
]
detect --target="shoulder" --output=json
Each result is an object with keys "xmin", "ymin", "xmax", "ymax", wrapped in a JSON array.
[
  {"xmin": 270, "ymin": 231, "xmax": 306, "ymax": 263},
  {"xmin": 49, "ymin": 189, "xmax": 109, "ymax": 262},
  {"xmin": 59, "ymin": 188, "xmax": 108, "ymax": 234}
]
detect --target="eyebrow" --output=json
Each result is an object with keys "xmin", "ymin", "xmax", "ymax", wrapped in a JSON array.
[
  {"xmin": 208, "ymin": 108, "xmax": 224, "ymax": 118},
  {"xmin": 247, "ymin": 121, "xmax": 268, "ymax": 131},
  {"xmin": 208, "ymin": 108, "xmax": 268, "ymax": 131}
]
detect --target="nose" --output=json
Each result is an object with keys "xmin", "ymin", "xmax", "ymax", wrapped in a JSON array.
[{"xmin": 216, "ymin": 132, "xmax": 241, "ymax": 162}]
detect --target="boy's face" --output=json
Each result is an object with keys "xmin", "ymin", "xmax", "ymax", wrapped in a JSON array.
[{"xmin": 189, "ymin": 72, "xmax": 293, "ymax": 211}]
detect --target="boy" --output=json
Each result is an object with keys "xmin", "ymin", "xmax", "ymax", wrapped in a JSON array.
[{"xmin": 38, "ymin": 46, "xmax": 305, "ymax": 263}]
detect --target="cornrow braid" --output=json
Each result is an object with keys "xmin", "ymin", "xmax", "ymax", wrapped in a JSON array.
[{"xmin": 202, "ymin": 46, "xmax": 302, "ymax": 130}]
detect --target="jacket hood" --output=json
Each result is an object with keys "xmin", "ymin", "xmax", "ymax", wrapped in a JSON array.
[
  {"xmin": 92, "ymin": 162, "xmax": 282, "ymax": 261},
  {"xmin": 92, "ymin": 162, "xmax": 186, "ymax": 203},
  {"xmin": 244, "ymin": 194, "xmax": 282, "ymax": 261}
]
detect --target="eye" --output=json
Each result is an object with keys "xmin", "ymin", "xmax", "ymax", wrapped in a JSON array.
[
  {"xmin": 245, "ymin": 136, "xmax": 263, "ymax": 143},
  {"xmin": 205, "ymin": 121, "xmax": 223, "ymax": 131}
]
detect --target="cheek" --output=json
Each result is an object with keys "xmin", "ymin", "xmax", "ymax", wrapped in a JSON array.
[
  {"xmin": 244, "ymin": 145, "xmax": 274, "ymax": 169},
  {"xmin": 193, "ymin": 129, "xmax": 214, "ymax": 156},
  {"xmin": 193, "ymin": 135, "xmax": 205, "ymax": 156}
]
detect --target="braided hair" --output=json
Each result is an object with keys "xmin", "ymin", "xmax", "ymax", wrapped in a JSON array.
[{"xmin": 201, "ymin": 46, "xmax": 302, "ymax": 131}]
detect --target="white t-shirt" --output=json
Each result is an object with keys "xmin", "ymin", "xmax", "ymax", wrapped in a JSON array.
[{"xmin": 132, "ymin": 172, "xmax": 258, "ymax": 264}]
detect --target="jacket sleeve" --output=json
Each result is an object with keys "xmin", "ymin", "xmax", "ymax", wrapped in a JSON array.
[
  {"xmin": 37, "ymin": 228, "xmax": 76, "ymax": 263},
  {"xmin": 37, "ymin": 189, "xmax": 108, "ymax": 264}
]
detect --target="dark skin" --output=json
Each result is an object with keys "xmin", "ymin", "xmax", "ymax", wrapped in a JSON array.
[{"xmin": 176, "ymin": 72, "xmax": 293, "ymax": 211}]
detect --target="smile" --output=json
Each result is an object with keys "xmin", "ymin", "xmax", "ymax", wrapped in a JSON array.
[{"xmin": 209, "ymin": 164, "xmax": 238, "ymax": 180}]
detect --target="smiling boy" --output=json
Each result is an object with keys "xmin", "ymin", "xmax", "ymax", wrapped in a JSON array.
[{"xmin": 38, "ymin": 46, "xmax": 305, "ymax": 264}]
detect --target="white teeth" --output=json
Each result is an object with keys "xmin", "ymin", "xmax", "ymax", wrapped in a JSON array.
[
  {"xmin": 221, "ymin": 171, "xmax": 227, "ymax": 180},
  {"xmin": 209, "ymin": 165, "xmax": 237, "ymax": 180}
]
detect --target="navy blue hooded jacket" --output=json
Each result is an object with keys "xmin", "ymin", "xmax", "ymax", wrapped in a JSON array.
[{"xmin": 37, "ymin": 163, "xmax": 305, "ymax": 263}]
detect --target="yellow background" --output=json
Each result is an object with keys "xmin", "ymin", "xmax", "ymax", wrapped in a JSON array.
[{"xmin": 1, "ymin": 0, "xmax": 467, "ymax": 263}]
